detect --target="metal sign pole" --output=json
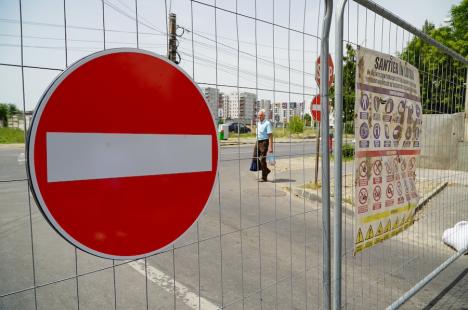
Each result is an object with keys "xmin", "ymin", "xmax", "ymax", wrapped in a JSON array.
[{"xmin": 315, "ymin": 122, "xmax": 321, "ymax": 185}]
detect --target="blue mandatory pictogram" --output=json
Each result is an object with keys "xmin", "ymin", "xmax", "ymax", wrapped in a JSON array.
[
  {"xmin": 405, "ymin": 127, "xmax": 412, "ymax": 140},
  {"xmin": 384, "ymin": 98, "xmax": 394, "ymax": 113},
  {"xmin": 415, "ymin": 104, "xmax": 421, "ymax": 117},
  {"xmin": 393, "ymin": 125, "xmax": 402, "ymax": 140},
  {"xmin": 361, "ymin": 94, "xmax": 369, "ymax": 111},
  {"xmin": 398, "ymin": 100, "xmax": 406, "ymax": 113},
  {"xmin": 360, "ymin": 122, "xmax": 369, "ymax": 139},
  {"xmin": 373, "ymin": 96, "xmax": 380, "ymax": 112},
  {"xmin": 373, "ymin": 123, "xmax": 381, "ymax": 139}
]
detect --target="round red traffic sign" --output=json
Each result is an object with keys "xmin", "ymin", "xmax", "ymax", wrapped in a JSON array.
[
  {"xmin": 315, "ymin": 54, "xmax": 334, "ymax": 88},
  {"xmin": 27, "ymin": 49, "xmax": 218, "ymax": 259},
  {"xmin": 373, "ymin": 160, "xmax": 382, "ymax": 176},
  {"xmin": 359, "ymin": 188, "xmax": 368, "ymax": 205},
  {"xmin": 311, "ymin": 95, "xmax": 321, "ymax": 122}
]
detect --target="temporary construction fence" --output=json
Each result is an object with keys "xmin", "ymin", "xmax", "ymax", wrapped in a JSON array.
[
  {"xmin": 333, "ymin": 0, "xmax": 468, "ymax": 309},
  {"xmin": 0, "ymin": 0, "xmax": 467, "ymax": 310}
]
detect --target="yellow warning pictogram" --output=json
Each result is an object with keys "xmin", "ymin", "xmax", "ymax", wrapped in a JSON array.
[
  {"xmin": 356, "ymin": 228, "xmax": 364, "ymax": 244},
  {"xmin": 392, "ymin": 217, "xmax": 399, "ymax": 230},
  {"xmin": 365, "ymin": 225, "xmax": 374, "ymax": 240},
  {"xmin": 385, "ymin": 220, "xmax": 391, "ymax": 232},
  {"xmin": 376, "ymin": 222, "xmax": 383, "ymax": 236}
]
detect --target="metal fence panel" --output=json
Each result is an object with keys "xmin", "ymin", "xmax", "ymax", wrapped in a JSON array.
[
  {"xmin": 1, "ymin": 0, "xmax": 467, "ymax": 309},
  {"xmin": 334, "ymin": 0, "xmax": 468, "ymax": 309},
  {"xmin": 1, "ymin": 0, "xmax": 328, "ymax": 309}
]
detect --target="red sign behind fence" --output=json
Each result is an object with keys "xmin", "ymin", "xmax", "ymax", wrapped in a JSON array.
[{"xmin": 27, "ymin": 49, "xmax": 218, "ymax": 259}]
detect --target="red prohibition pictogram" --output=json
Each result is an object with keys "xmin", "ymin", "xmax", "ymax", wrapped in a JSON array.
[
  {"xmin": 401, "ymin": 158, "xmax": 407, "ymax": 171},
  {"xmin": 385, "ymin": 160, "xmax": 393, "ymax": 174},
  {"xmin": 359, "ymin": 188, "xmax": 368, "ymax": 205},
  {"xmin": 373, "ymin": 185, "xmax": 382, "ymax": 201},
  {"xmin": 373, "ymin": 160, "xmax": 383, "ymax": 176},
  {"xmin": 386, "ymin": 183, "xmax": 394, "ymax": 199},
  {"xmin": 359, "ymin": 161, "xmax": 368, "ymax": 177}
]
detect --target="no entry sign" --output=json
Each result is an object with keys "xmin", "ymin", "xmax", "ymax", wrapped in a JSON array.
[
  {"xmin": 311, "ymin": 95, "xmax": 321, "ymax": 121},
  {"xmin": 27, "ymin": 48, "xmax": 218, "ymax": 259}
]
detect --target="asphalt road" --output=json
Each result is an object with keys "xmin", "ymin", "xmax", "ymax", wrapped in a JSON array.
[
  {"xmin": 220, "ymin": 141, "xmax": 318, "ymax": 162},
  {"xmin": 1, "ymin": 144, "xmax": 467, "ymax": 309}
]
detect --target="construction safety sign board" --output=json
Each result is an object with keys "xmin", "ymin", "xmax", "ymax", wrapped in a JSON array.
[
  {"xmin": 27, "ymin": 48, "xmax": 219, "ymax": 259},
  {"xmin": 353, "ymin": 47, "xmax": 421, "ymax": 254}
]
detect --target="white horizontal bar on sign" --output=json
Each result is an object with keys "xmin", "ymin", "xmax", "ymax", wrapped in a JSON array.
[
  {"xmin": 311, "ymin": 104, "xmax": 321, "ymax": 111},
  {"xmin": 46, "ymin": 133, "xmax": 212, "ymax": 182}
]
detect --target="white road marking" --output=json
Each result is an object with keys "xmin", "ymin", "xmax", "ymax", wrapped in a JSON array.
[
  {"xmin": 17, "ymin": 152, "xmax": 25, "ymax": 163},
  {"xmin": 46, "ymin": 133, "xmax": 212, "ymax": 182},
  {"xmin": 129, "ymin": 259, "xmax": 218, "ymax": 310}
]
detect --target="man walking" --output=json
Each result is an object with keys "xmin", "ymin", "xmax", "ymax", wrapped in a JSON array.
[{"xmin": 253, "ymin": 109, "xmax": 273, "ymax": 182}]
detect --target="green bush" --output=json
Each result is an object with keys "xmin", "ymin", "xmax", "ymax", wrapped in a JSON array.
[
  {"xmin": 344, "ymin": 121, "xmax": 354, "ymax": 134},
  {"xmin": 342, "ymin": 143, "xmax": 354, "ymax": 159},
  {"xmin": 288, "ymin": 115, "xmax": 304, "ymax": 134}
]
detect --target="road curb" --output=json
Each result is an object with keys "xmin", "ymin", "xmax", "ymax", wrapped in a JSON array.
[
  {"xmin": 0, "ymin": 143, "xmax": 25, "ymax": 149},
  {"xmin": 287, "ymin": 186, "xmax": 355, "ymax": 216},
  {"xmin": 220, "ymin": 139, "xmax": 316, "ymax": 147},
  {"xmin": 416, "ymin": 181, "xmax": 449, "ymax": 212},
  {"xmin": 288, "ymin": 180, "xmax": 449, "ymax": 217}
]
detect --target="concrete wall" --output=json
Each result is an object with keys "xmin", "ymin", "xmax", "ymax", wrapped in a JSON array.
[
  {"xmin": 5, "ymin": 114, "xmax": 32, "ymax": 131},
  {"xmin": 455, "ymin": 142, "xmax": 468, "ymax": 170},
  {"xmin": 419, "ymin": 113, "xmax": 465, "ymax": 170}
]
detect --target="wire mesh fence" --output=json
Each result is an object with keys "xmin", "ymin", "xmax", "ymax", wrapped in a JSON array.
[
  {"xmin": 1, "ymin": 0, "xmax": 326, "ymax": 309},
  {"xmin": 335, "ymin": 0, "xmax": 468, "ymax": 309},
  {"xmin": 0, "ymin": 0, "xmax": 467, "ymax": 309}
]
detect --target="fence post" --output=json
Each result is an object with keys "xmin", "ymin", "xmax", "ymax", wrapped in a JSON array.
[
  {"xmin": 333, "ymin": 1, "xmax": 347, "ymax": 309},
  {"xmin": 320, "ymin": 0, "xmax": 333, "ymax": 309}
]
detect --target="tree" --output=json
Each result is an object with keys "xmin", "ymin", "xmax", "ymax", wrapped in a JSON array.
[
  {"xmin": 330, "ymin": 43, "xmax": 356, "ymax": 123},
  {"xmin": 288, "ymin": 115, "xmax": 304, "ymax": 133},
  {"xmin": 303, "ymin": 113, "xmax": 312, "ymax": 126},
  {"xmin": 0, "ymin": 104, "xmax": 8, "ymax": 127},
  {"xmin": 401, "ymin": 0, "xmax": 467, "ymax": 114},
  {"xmin": 342, "ymin": 43, "xmax": 356, "ymax": 122},
  {"xmin": 0, "ymin": 103, "xmax": 20, "ymax": 127}
]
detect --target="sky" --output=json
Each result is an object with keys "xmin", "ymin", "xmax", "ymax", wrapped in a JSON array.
[{"xmin": 0, "ymin": 0, "xmax": 461, "ymax": 112}]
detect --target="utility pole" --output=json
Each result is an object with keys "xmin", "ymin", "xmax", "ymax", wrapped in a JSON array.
[{"xmin": 167, "ymin": 13, "xmax": 179, "ymax": 64}]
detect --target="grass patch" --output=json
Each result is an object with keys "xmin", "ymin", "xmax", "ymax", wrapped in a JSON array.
[
  {"xmin": 0, "ymin": 127, "xmax": 25, "ymax": 144},
  {"xmin": 228, "ymin": 127, "xmax": 318, "ymax": 139},
  {"xmin": 300, "ymin": 181, "xmax": 322, "ymax": 190},
  {"xmin": 238, "ymin": 132, "xmax": 256, "ymax": 138},
  {"xmin": 273, "ymin": 127, "xmax": 318, "ymax": 139}
]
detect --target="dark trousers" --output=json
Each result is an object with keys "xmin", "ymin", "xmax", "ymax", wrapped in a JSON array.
[{"xmin": 253, "ymin": 139, "xmax": 270, "ymax": 180}]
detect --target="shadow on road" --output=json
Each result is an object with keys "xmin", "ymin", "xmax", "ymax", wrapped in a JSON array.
[
  {"xmin": 422, "ymin": 268, "xmax": 468, "ymax": 309},
  {"xmin": 271, "ymin": 178, "xmax": 296, "ymax": 183}
]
